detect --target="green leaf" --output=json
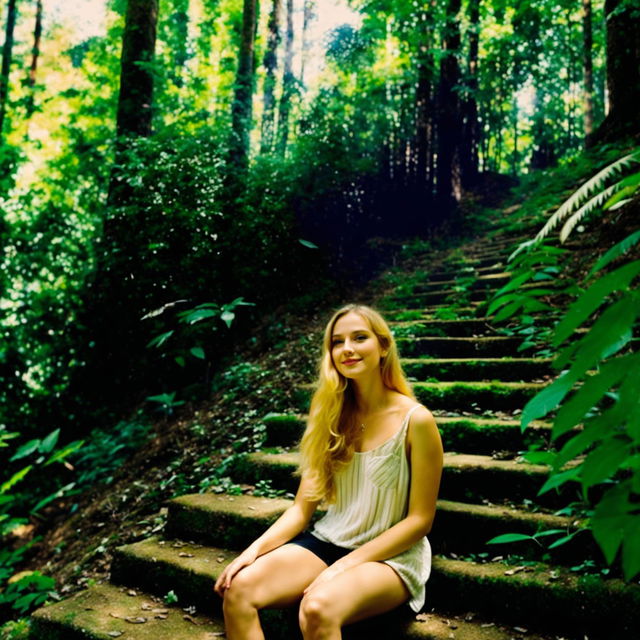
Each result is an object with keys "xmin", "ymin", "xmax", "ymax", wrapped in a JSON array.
[
  {"xmin": 31, "ymin": 482, "xmax": 76, "ymax": 514},
  {"xmin": 180, "ymin": 308, "xmax": 218, "ymax": 324},
  {"xmin": 220, "ymin": 310, "xmax": 235, "ymax": 328},
  {"xmin": 622, "ymin": 516, "xmax": 640, "ymax": 581},
  {"xmin": 521, "ymin": 371, "xmax": 576, "ymax": 430},
  {"xmin": 553, "ymin": 261, "xmax": 640, "ymax": 346},
  {"xmin": 492, "ymin": 271, "xmax": 535, "ymax": 298},
  {"xmin": 147, "ymin": 330, "xmax": 174, "ymax": 349},
  {"xmin": 486, "ymin": 533, "xmax": 534, "ymax": 545},
  {"xmin": 39, "ymin": 429, "xmax": 60, "ymax": 454},
  {"xmin": 538, "ymin": 465, "xmax": 582, "ymax": 495},
  {"xmin": 581, "ymin": 436, "xmax": 630, "ymax": 491},
  {"xmin": 588, "ymin": 230, "xmax": 640, "ymax": 278},
  {"xmin": 44, "ymin": 440, "xmax": 84, "ymax": 467},
  {"xmin": 190, "ymin": 347, "xmax": 205, "ymax": 360},
  {"xmin": 9, "ymin": 439, "xmax": 40, "ymax": 462},
  {"xmin": 548, "ymin": 530, "xmax": 581, "ymax": 549},
  {"xmin": 554, "ymin": 418, "xmax": 608, "ymax": 468},
  {"xmin": 0, "ymin": 466, "xmax": 32, "ymax": 494},
  {"xmin": 299, "ymin": 238, "xmax": 319, "ymax": 249},
  {"xmin": 591, "ymin": 483, "xmax": 631, "ymax": 564},
  {"xmin": 551, "ymin": 355, "xmax": 631, "ymax": 439}
]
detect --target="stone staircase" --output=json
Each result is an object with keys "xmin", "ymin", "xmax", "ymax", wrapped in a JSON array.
[{"xmin": 29, "ymin": 232, "xmax": 640, "ymax": 639}]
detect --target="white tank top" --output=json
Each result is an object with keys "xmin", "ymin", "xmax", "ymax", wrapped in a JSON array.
[{"xmin": 312, "ymin": 404, "xmax": 432, "ymax": 612}]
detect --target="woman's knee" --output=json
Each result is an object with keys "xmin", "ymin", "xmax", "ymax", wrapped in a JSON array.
[
  {"xmin": 222, "ymin": 569, "xmax": 260, "ymax": 612},
  {"xmin": 299, "ymin": 590, "xmax": 339, "ymax": 634}
]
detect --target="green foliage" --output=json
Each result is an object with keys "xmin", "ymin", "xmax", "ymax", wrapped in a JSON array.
[
  {"xmin": 508, "ymin": 149, "xmax": 640, "ymax": 580},
  {"xmin": 0, "ymin": 572, "xmax": 56, "ymax": 615},
  {"xmin": 163, "ymin": 590, "xmax": 178, "ymax": 605}
]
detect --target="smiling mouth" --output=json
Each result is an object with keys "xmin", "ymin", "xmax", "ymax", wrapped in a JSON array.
[{"xmin": 342, "ymin": 359, "xmax": 361, "ymax": 365}]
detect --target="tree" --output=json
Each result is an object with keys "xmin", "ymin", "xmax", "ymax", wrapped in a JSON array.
[
  {"xmin": 436, "ymin": 0, "xmax": 463, "ymax": 205},
  {"xmin": 261, "ymin": 0, "xmax": 281, "ymax": 153},
  {"xmin": 229, "ymin": 0, "xmax": 258, "ymax": 170},
  {"xmin": 300, "ymin": 0, "xmax": 316, "ymax": 86},
  {"xmin": 277, "ymin": 0, "xmax": 294, "ymax": 156},
  {"xmin": 592, "ymin": 0, "xmax": 640, "ymax": 143},
  {"xmin": 25, "ymin": 0, "xmax": 42, "ymax": 120},
  {"xmin": 0, "ymin": 0, "xmax": 18, "ymax": 143},
  {"xmin": 582, "ymin": 0, "xmax": 594, "ymax": 143}
]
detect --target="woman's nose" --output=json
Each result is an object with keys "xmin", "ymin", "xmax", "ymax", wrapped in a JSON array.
[{"xmin": 343, "ymin": 339, "xmax": 354, "ymax": 352}]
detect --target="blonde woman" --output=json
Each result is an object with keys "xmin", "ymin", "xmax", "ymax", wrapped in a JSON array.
[{"xmin": 214, "ymin": 304, "xmax": 443, "ymax": 639}]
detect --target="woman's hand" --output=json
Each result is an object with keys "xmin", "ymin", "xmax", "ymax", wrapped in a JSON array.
[
  {"xmin": 214, "ymin": 546, "xmax": 259, "ymax": 596},
  {"xmin": 303, "ymin": 561, "xmax": 348, "ymax": 595}
]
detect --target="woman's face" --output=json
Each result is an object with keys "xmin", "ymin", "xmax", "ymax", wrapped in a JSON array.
[{"xmin": 330, "ymin": 312, "xmax": 386, "ymax": 379}]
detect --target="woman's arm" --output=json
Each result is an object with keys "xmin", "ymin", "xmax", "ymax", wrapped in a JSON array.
[
  {"xmin": 214, "ymin": 474, "xmax": 320, "ymax": 594},
  {"xmin": 304, "ymin": 407, "xmax": 443, "ymax": 591}
]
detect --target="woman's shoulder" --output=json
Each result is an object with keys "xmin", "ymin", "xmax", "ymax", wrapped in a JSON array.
[{"xmin": 405, "ymin": 403, "xmax": 438, "ymax": 440}]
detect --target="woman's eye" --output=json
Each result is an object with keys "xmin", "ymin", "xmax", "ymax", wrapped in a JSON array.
[
  {"xmin": 356, "ymin": 335, "xmax": 367, "ymax": 341},
  {"xmin": 332, "ymin": 339, "xmax": 343, "ymax": 346}
]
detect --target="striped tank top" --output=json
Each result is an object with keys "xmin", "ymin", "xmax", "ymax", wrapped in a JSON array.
[{"xmin": 312, "ymin": 404, "xmax": 432, "ymax": 612}]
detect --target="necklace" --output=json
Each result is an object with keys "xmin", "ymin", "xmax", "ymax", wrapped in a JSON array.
[{"xmin": 360, "ymin": 422, "xmax": 365, "ymax": 432}]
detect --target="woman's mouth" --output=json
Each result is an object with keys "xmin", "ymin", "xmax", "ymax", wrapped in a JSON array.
[{"xmin": 342, "ymin": 359, "xmax": 360, "ymax": 365}]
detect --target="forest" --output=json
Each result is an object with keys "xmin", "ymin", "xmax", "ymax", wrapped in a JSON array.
[{"xmin": 0, "ymin": 0, "xmax": 639, "ymax": 638}]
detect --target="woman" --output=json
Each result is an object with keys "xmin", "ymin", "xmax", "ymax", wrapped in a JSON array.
[{"xmin": 214, "ymin": 304, "xmax": 443, "ymax": 639}]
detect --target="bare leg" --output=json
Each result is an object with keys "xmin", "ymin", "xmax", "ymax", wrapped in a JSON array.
[
  {"xmin": 299, "ymin": 562, "xmax": 410, "ymax": 640},
  {"xmin": 222, "ymin": 543, "xmax": 327, "ymax": 640}
]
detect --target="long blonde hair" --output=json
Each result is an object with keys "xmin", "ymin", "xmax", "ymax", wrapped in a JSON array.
[{"xmin": 297, "ymin": 304, "xmax": 415, "ymax": 503}]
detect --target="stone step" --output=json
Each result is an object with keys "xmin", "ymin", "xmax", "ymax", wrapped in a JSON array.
[
  {"xmin": 164, "ymin": 493, "xmax": 592, "ymax": 566},
  {"xmin": 401, "ymin": 357, "xmax": 553, "ymax": 381},
  {"xmin": 231, "ymin": 451, "xmax": 573, "ymax": 507},
  {"xmin": 381, "ymin": 306, "xmax": 482, "ymax": 322},
  {"xmin": 30, "ymin": 582, "xmax": 225, "ymax": 640},
  {"xmin": 385, "ymin": 287, "xmax": 498, "ymax": 308},
  {"xmin": 397, "ymin": 336, "xmax": 535, "ymax": 358},
  {"xmin": 109, "ymin": 536, "xmax": 640, "ymax": 638},
  {"xmin": 262, "ymin": 413, "xmax": 555, "ymax": 454},
  {"xmin": 391, "ymin": 319, "xmax": 498, "ymax": 338},
  {"xmin": 425, "ymin": 264, "xmax": 506, "ymax": 282},
  {"xmin": 413, "ymin": 272, "xmax": 512, "ymax": 293}
]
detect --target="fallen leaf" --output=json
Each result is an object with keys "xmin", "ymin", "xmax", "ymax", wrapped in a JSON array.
[
  {"xmin": 504, "ymin": 566, "xmax": 526, "ymax": 576},
  {"xmin": 155, "ymin": 614, "xmax": 168, "ymax": 619},
  {"xmin": 415, "ymin": 613, "xmax": 429, "ymax": 622},
  {"xmin": 205, "ymin": 633, "xmax": 225, "ymax": 638},
  {"xmin": 125, "ymin": 616, "xmax": 147, "ymax": 624},
  {"xmin": 140, "ymin": 603, "xmax": 153, "ymax": 611},
  {"xmin": 481, "ymin": 623, "xmax": 495, "ymax": 628},
  {"xmin": 248, "ymin": 506, "xmax": 256, "ymax": 510},
  {"xmin": 127, "ymin": 589, "xmax": 137, "ymax": 596},
  {"xmin": 108, "ymin": 613, "xmax": 121, "ymax": 619},
  {"xmin": 217, "ymin": 556, "xmax": 225, "ymax": 563},
  {"xmin": 107, "ymin": 633, "xmax": 123, "ymax": 638},
  {"xmin": 179, "ymin": 552, "xmax": 195, "ymax": 558},
  {"xmin": 152, "ymin": 608, "xmax": 169, "ymax": 614},
  {"xmin": 184, "ymin": 614, "xmax": 204, "ymax": 625},
  {"xmin": 513, "ymin": 627, "xmax": 528, "ymax": 633}
]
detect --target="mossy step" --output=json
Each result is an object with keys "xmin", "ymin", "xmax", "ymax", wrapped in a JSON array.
[
  {"xmin": 402, "ymin": 357, "xmax": 553, "ymax": 381},
  {"xmin": 413, "ymin": 272, "xmax": 512, "ymax": 293},
  {"xmin": 385, "ymin": 287, "xmax": 497, "ymax": 307},
  {"xmin": 110, "ymin": 536, "xmax": 639, "ymax": 638},
  {"xmin": 231, "ymin": 451, "xmax": 572, "ymax": 507},
  {"xmin": 29, "ymin": 582, "xmax": 225, "ymax": 640},
  {"xmin": 380, "ymin": 306, "xmax": 481, "ymax": 321},
  {"xmin": 165, "ymin": 493, "xmax": 592, "ymax": 566},
  {"xmin": 262, "ymin": 413, "xmax": 554, "ymax": 454},
  {"xmin": 424, "ymin": 265, "xmax": 506, "ymax": 282},
  {"xmin": 294, "ymin": 380, "xmax": 545, "ymax": 413},
  {"xmin": 391, "ymin": 319, "xmax": 497, "ymax": 338},
  {"xmin": 400, "ymin": 381, "xmax": 544, "ymax": 412},
  {"xmin": 427, "ymin": 556, "xmax": 640, "ymax": 638},
  {"xmin": 397, "ymin": 336, "xmax": 534, "ymax": 358}
]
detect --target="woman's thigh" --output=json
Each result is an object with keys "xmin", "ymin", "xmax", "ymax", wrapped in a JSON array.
[
  {"xmin": 301, "ymin": 561, "xmax": 410, "ymax": 626},
  {"xmin": 227, "ymin": 543, "xmax": 328, "ymax": 609}
]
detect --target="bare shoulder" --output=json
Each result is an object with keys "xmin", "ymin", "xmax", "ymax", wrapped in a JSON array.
[{"xmin": 407, "ymin": 405, "xmax": 441, "ymax": 447}]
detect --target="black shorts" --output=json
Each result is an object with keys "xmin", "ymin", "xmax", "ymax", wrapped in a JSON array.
[{"xmin": 288, "ymin": 531, "xmax": 352, "ymax": 566}]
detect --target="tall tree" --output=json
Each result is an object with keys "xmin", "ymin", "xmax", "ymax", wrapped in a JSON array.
[
  {"xmin": 436, "ymin": 0, "xmax": 463, "ymax": 205},
  {"xmin": 300, "ymin": 0, "xmax": 315, "ymax": 86},
  {"xmin": 113, "ymin": 0, "xmax": 159, "ymax": 141},
  {"xmin": 261, "ymin": 0, "xmax": 282, "ymax": 153},
  {"xmin": 0, "ymin": 0, "xmax": 18, "ymax": 143},
  {"xmin": 592, "ymin": 0, "xmax": 640, "ymax": 142},
  {"xmin": 459, "ymin": 0, "xmax": 480, "ymax": 187},
  {"xmin": 25, "ymin": 0, "xmax": 42, "ymax": 120},
  {"xmin": 229, "ymin": 0, "xmax": 258, "ymax": 170},
  {"xmin": 277, "ymin": 0, "xmax": 294, "ymax": 155},
  {"xmin": 582, "ymin": 0, "xmax": 594, "ymax": 143}
]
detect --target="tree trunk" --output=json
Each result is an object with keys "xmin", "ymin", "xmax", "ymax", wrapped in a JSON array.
[
  {"xmin": 582, "ymin": 0, "xmax": 594, "ymax": 143},
  {"xmin": 300, "ymin": 0, "xmax": 315, "ymax": 86},
  {"xmin": 114, "ymin": 0, "xmax": 159, "ymax": 140},
  {"xmin": 459, "ymin": 0, "xmax": 480, "ymax": 188},
  {"xmin": 0, "ymin": 0, "xmax": 18, "ymax": 143},
  {"xmin": 436, "ymin": 0, "xmax": 462, "ymax": 206},
  {"xmin": 25, "ymin": 0, "xmax": 42, "ymax": 120},
  {"xmin": 229, "ymin": 0, "xmax": 257, "ymax": 170},
  {"xmin": 260, "ymin": 0, "xmax": 281, "ymax": 154},
  {"xmin": 591, "ymin": 0, "xmax": 640, "ymax": 143},
  {"xmin": 415, "ymin": 7, "xmax": 433, "ymax": 190},
  {"xmin": 277, "ymin": 0, "xmax": 294, "ymax": 156},
  {"xmin": 168, "ymin": 0, "xmax": 189, "ymax": 88}
]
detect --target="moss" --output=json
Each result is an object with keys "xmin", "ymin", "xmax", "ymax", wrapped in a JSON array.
[
  {"xmin": 402, "ymin": 357, "xmax": 553, "ymax": 381},
  {"xmin": 262, "ymin": 413, "xmax": 304, "ymax": 447}
]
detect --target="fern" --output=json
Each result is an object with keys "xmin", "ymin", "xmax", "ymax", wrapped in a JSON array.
[{"xmin": 535, "ymin": 150, "xmax": 640, "ymax": 243}]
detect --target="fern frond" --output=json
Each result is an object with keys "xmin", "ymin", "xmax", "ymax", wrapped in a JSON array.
[
  {"xmin": 558, "ymin": 182, "xmax": 621, "ymax": 242},
  {"xmin": 535, "ymin": 151, "xmax": 640, "ymax": 242}
]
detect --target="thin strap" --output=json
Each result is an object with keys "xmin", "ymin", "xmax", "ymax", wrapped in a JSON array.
[{"xmin": 398, "ymin": 404, "xmax": 423, "ymax": 439}]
